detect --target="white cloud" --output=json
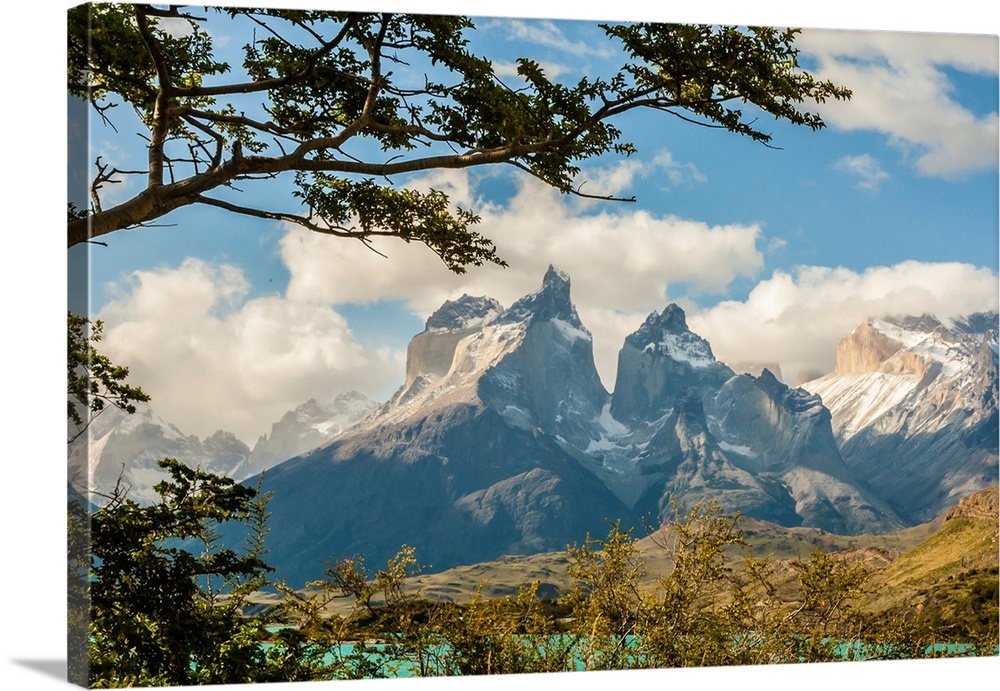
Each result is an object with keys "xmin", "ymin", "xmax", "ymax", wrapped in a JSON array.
[
  {"xmin": 799, "ymin": 29, "xmax": 999, "ymax": 177},
  {"xmin": 156, "ymin": 16, "xmax": 195, "ymax": 38},
  {"xmin": 689, "ymin": 261, "xmax": 999, "ymax": 385},
  {"xmin": 575, "ymin": 152, "xmax": 707, "ymax": 199},
  {"xmin": 280, "ymin": 169, "xmax": 765, "ymax": 383},
  {"xmin": 834, "ymin": 153, "xmax": 890, "ymax": 190},
  {"xmin": 491, "ymin": 59, "xmax": 568, "ymax": 80},
  {"xmin": 495, "ymin": 18, "xmax": 615, "ymax": 59},
  {"xmin": 98, "ymin": 258, "xmax": 403, "ymax": 443},
  {"xmin": 92, "ymin": 185, "xmax": 1000, "ymax": 437}
]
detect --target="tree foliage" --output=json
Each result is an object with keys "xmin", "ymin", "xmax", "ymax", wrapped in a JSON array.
[
  {"xmin": 75, "ymin": 465, "xmax": 997, "ymax": 687},
  {"xmin": 67, "ymin": 312, "xmax": 150, "ymax": 444},
  {"xmin": 68, "ymin": 4, "xmax": 850, "ymax": 270},
  {"xmin": 84, "ymin": 459, "xmax": 271, "ymax": 686}
]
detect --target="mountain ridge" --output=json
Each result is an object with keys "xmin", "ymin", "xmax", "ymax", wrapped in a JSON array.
[
  {"xmin": 238, "ymin": 268, "xmax": 965, "ymax": 584},
  {"xmin": 802, "ymin": 312, "xmax": 998, "ymax": 522}
]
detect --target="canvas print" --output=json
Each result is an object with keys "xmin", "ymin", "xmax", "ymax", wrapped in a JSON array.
[{"xmin": 66, "ymin": 2, "xmax": 999, "ymax": 688}]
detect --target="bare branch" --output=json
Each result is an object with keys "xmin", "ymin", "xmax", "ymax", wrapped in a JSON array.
[
  {"xmin": 181, "ymin": 114, "xmax": 227, "ymax": 167},
  {"xmin": 90, "ymin": 157, "xmax": 145, "ymax": 214},
  {"xmin": 194, "ymin": 194, "xmax": 355, "ymax": 237}
]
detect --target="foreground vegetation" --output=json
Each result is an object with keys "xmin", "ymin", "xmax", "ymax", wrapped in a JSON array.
[{"xmin": 68, "ymin": 459, "xmax": 999, "ymax": 687}]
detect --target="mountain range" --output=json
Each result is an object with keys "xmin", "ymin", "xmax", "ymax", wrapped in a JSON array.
[
  {"xmin": 68, "ymin": 391, "xmax": 378, "ymax": 505},
  {"xmin": 231, "ymin": 267, "xmax": 996, "ymax": 585},
  {"xmin": 73, "ymin": 267, "xmax": 997, "ymax": 587}
]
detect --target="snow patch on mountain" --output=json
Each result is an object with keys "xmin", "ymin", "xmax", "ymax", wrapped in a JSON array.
[
  {"xmin": 248, "ymin": 392, "xmax": 379, "ymax": 472},
  {"xmin": 643, "ymin": 332, "xmax": 717, "ymax": 368},
  {"xmin": 802, "ymin": 312, "xmax": 998, "ymax": 522},
  {"xmin": 870, "ymin": 317, "xmax": 968, "ymax": 377}
]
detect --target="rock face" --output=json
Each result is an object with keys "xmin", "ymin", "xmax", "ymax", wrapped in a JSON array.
[
  {"xmin": 245, "ymin": 269, "xmax": 914, "ymax": 586},
  {"xmin": 802, "ymin": 313, "xmax": 999, "ymax": 523},
  {"xmin": 944, "ymin": 485, "xmax": 999, "ymax": 523},
  {"xmin": 253, "ymin": 268, "xmax": 634, "ymax": 584},
  {"xmin": 480, "ymin": 267, "xmax": 609, "ymax": 447},
  {"xmin": 611, "ymin": 305, "xmax": 733, "ymax": 424},
  {"xmin": 405, "ymin": 295, "xmax": 504, "ymax": 385},
  {"xmin": 598, "ymin": 313, "xmax": 901, "ymax": 534},
  {"xmin": 728, "ymin": 361, "xmax": 785, "ymax": 382}
]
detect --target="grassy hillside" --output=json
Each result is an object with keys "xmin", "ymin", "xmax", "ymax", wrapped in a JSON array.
[
  {"xmin": 407, "ymin": 509, "xmax": 940, "ymax": 604},
  {"xmin": 866, "ymin": 487, "xmax": 999, "ymax": 638}
]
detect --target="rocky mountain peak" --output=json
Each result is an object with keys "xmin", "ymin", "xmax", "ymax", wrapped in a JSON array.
[
  {"xmin": 611, "ymin": 304, "xmax": 732, "ymax": 423},
  {"xmin": 479, "ymin": 267, "xmax": 608, "ymax": 439},
  {"xmin": 425, "ymin": 294, "xmax": 504, "ymax": 332},
  {"xmin": 384, "ymin": 268, "xmax": 601, "ymax": 431},
  {"xmin": 660, "ymin": 303, "xmax": 689, "ymax": 331},
  {"xmin": 753, "ymin": 367, "xmax": 786, "ymax": 399},
  {"xmin": 729, "ymin": 361, "xmax": 785, "ymax": 382},
  {"xmin": 950, "ymin": 311, "xmax": 999, "ymax": 337},
  {"xmin": 833, "ymin": 320, "xmax": 904, "ymax": 375},
  {"xmin": 622, "ymin": 304, "xmax": 718, "ymax": 367},
  {"xmin": 627, "ymin": 304, "xmax": 690, "ymax": 346},
  {"xmin": 883, "ymin": 313, "xmax": 945, "ymax": 335},
  {"xmin": 802, "ymin": 311, "xmax": 999, "ymax": 523},
  {"xmin": 406, "ymin": 296, "xmax": 505, "ymax": 386},
  {"xmin": 498, "ymin": 265, "xmax": 583, "ymax": 328}
]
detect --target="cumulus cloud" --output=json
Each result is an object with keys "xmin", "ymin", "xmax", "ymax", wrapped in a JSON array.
[
  {"xmin": 95, "ymin": 163, "xmax": 997, "ymax": 440},
  {"xmin": 575, "ymin": 152, "xmax": 707, "ymax": 199},
  {"xmin": 834, "ymin": 154, "xmax": 890, "ymax": 191},
  {"xmin": 281, "ymin": 169, "xmax": 764, "ymax": 383},
  {"xmin": 689, "ymin": 261, "xmax": 999, "ymax": 385},
  {"xmin": 798, "ymin": 29, "xmax": 999, "ymax": 177},
  {"xmin": 98, "ymin": 258, "xmax": 403, "ymax": 442}
]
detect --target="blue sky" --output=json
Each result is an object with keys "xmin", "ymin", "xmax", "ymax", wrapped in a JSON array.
[{"xmin": 66, "ymin": 1, "xmax": 1000, "ymax": 443}]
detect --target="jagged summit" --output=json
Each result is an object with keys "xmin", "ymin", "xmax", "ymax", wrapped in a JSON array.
[
  {"xmin": 623, "ymin": 304, "xmax": 717, "ymax": 366},
  {"xmin": 425, "ymin": 295, "xmax": 504, "ymax": 332},
  {"xmin": 661, "ymin": 303, "xmax": 687, "ymax": 329},
  {"xmin": 753, "ymin": 367, "xmax": 786, "ymax": 399},
  {"xmin": 611, "ymin": 303, "xmax": 733, "ymax": 423},
  {"xmin": 729, "ymin": 361, "xmax": 785, "ymax": 382},
  {"xmin": 498, "ymin": 265, "xmax": 584, "ymax": 329},
  {"xmin": 379, "ymin": 267, "xmax": 604, "ymax": 429},
  {"xmin": 950, "ymin": 311, "xmax": 999, "ymax": 337},
  {"xmin": 881, "ymin": 313, "xmax": 945, "ymax": 334}
]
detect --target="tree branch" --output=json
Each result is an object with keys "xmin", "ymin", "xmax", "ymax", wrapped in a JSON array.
[{"xmin": 134, "ymin": 5, "xmax": 173, "ymax": 187}]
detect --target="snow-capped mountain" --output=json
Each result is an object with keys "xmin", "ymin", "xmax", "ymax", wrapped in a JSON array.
[
  {"xmin": 802, "ymin": 313, "xmax": 999, "ymax": 523},
  {"xmin": 247, "ymin": 392, "xmax": 379, "ymax": 475},
  {"xmin": 243, "ymin": 268, "xmax": 909, "ymax": 585},
  {"xmin": 252, "ymin": 267, "xmax": 636, "ymax": 584},
  {"xmin": 70, "ymin": 391, "xmax": 378, "ymax": 505},
  {"xmin": 585, "ymin": 305, "xmax": 901, "ymax": 534},
  {"xmin": 68, "ymin": 403, "xmax": 253, "ymax": 505}
]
